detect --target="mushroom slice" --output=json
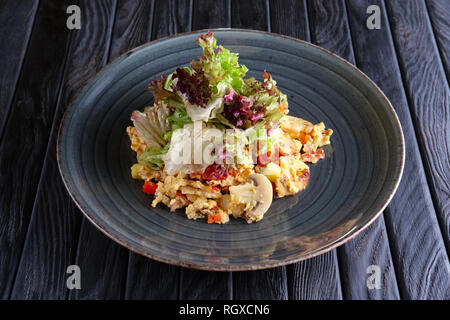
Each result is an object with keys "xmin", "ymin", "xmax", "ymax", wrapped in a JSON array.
[{"xmin": 229, "ymin": 174, "xmax": 273, "ymax": 223}]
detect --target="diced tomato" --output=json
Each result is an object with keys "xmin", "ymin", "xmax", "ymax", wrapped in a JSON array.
[
  {"xmin": 211, "ymin": 186, "xmax": 220, "ymax": 192},
  {"xmin": 202, "ymin": 164, "xmax": 228, "ymax": 181},
  {"xmin": 176, "ymin": 190, "xmax": 191, "ymax": 203},
  {"xmin": 142, "ymin": 180, "xmax": 158, "ymax": 194},
  {"xmin": 207, "ymin": 212, "xmax": 222, "ymax": 224}
]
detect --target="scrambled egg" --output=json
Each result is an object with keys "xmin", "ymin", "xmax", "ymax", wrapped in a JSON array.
[
  {"xmin": 127, "ymin": 126, "xmax": 146, "ymax": 155},
  {"xmin": 128, "ymin": 114, "xmax": 332, "ymax": 224},
  {"xmin": 281, "ymin": 116, "xmax": 333, "ymax": 152},
  {"xmin": 151, "ymin": 175, "xmax": 230, "ymax": 223},
  {"xmin": 275, "ymin": 155, "xmax": 310, "ymax": 197}
]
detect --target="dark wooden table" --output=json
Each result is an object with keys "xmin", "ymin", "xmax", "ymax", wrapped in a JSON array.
[{"xmin": 1, "ymin": 0, "xmax": 449, "ymax": 300}]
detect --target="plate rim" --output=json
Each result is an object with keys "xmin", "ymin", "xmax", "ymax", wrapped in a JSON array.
[{"xmin": 57, "ymin": 28, "xmax": 405, "ymax": 271}]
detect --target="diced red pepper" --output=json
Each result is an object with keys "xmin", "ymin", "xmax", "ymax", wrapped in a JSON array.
[
  {"xmin": 142, "ymin": 180, "xmax": 158, "ymax": 194},
  {"xmin": 207, "ymin": 212, "xmax": 222, "ymax": 224}
]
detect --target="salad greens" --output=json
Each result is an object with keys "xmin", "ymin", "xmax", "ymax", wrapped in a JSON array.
[
  {"xmin": 132, "ymin": 31, "xmax": 289, "ymax": 172},
  {"xmin": 138, "ymin": 144, "xmax": 170, "ymax": 170},
  {"xmin": 191, "ymin": 32, "xmax": 248, "ymax": 95},
  {"xmin": 163, "ymin": 106, "xmax": 193, "ymax": 140}
]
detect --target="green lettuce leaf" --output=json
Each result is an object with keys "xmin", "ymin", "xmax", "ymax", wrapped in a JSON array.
[
  {"xmin": 138, "ymin": 144, "xmax": 170, "ymax": 170},
  {"xmin": 163, "ymin": 106, "xmax": 193, "ymax": 140},
  {"xmin": 191, "ymin": 31, "xmax": 248, "ymax": 95}
]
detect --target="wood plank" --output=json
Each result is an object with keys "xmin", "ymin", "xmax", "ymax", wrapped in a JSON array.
[
  {"xmin": 305, "ymin": 0, "xmax": 400, "ymax": 300},
  {"xmin": 151, "ymin": 0, "xmax": 192, "ymax": 39},
  {"xmin": 109, "ymin": 0, "xmax": 155, "ymax": 60},
  {"xmin": 180, "ymin": 270, "xmax": 233, "ymax": 299},
  {"xmin": 125, "ymin": 251, "xmax": 181, "ymax": 300},
  {"xmin": 0, "ymin": 0, "xmax": 73, "ymax": 299},
  {"xmin": 192, "ymin": 0, "xmax": 230, "ymax": 30},
  {"xmin": 287, "ymin": 253, "xmax": 341, "ymax": 299},
  {"xmin": 0, "ymin": 0, "xmax": 39, "ymax": 137},
  {"xmin": 68, "ymin": 221, "xmax": 129, "ymax": 299},
  {"xmin": 231, "ymin": 0, "xmax": 268, "ymax": 30},
  {"xmin": 124, "ymin": 0, "xmax": 195, "ymax": 300},
  {"xmin": 234, "ymin": 269, "xmax": 288, "ymax": 300},
  {"xmin": 270, "ymin": 0, "xmax": 309, "ymax": 40},
  {"xmin": 346, "ymin": 0, "xmax": 450, "ymax": 299},
  {"xmin": 426, "ymin": 0, "xmax": 450, "ymax": 82},
  {"xmin": 69, "ymin": 0, "xmax": 156, "ymax": 301},
  {"xmin": 338, "ymin": 217, "xmax": 400, "ymax": 299},
  {"xmin": 269, "ymin": 0, "xmax": 343, "ymax": 300},
  {"xmin": 174, "ymin": 0, "xmax": 236, "ymax": 301},
  {"xmin": 10, "ymin": 0, "xmax": 118, "ymax": 299},
  {"xmin": 308, "ymin": 0, "xmax": 353, "ymax": 62},
  {"xmin": 386, "ymin": 0, "xmax": 450, "ymax": 252},
  {"xmin": 125, "ymin": 255, "xmax": 179, "ymax": 299}
]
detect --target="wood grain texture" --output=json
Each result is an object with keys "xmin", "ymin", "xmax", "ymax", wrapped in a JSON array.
[
  {"xmin": 109, "ymin": 0, "xmax": 155, "ymax": 61},
  {"xmin": 234, "ymin": 269, "xmax": 288, "ymax": 300},
  {"xmin": 180, "ymin": 270, "xmax": 232, "ymax": 300},
  {"xmin": 386, "ymin": 0, "xmax": 450, "ymax": 252},
  {"xmin": 10, "ymin": 0, "xmax": 118, "ymax": 299},
  {"xmin": 308, "ymin": 0, "xmax": 353, "ymax": 62},
  {"xmin": 306, "ymin": 0, "xmax": 400, "ymax": 300},
  {"xmin": 269, "ymin": 0, "xmax": 343, "ymax": 300},
  {"xmin": 426, "ymin": 0, "xmax": 450, "ymax": 82},
  {"xmin": 0, "ymin": 0, "xmax": 39, "ymax": 138},
  {"xmin": 68, "ymin": 220, "xmax": 129, "ymax": 299},
  {"xmin": 125, "ymin": 254, "xmax": 179, "ymax": 299},
  {"xmin": 69, "ymin": 0, "xmax": 156, "ymax": 301},
  {"xmin": 346, "ymin": 0, "xmax": 450, "ymax": 299},
  {"xmin": 287, "ymin": 252, "xmax": 342, "ymax": 300},
  {"xmin": 231, "ymin": 0, "xmax": 268, "ymax": 30},
  {"xmin": 269, "ymin": 0, "xmax": 309, "ymax": 41},
  {"xmin": 0, "ymin": 0, "xmax": 72, "ymax": 299},
  {"xmin": 339, "ymin": 217, "xmax": 400, "ymax": 299},
  {"xmin": 152, "ymin": 0, "xmax": 192, "ymax": 39},
  {"xmin": 192, "ymin": 0, "xmax": 230, "ymax": 30}
]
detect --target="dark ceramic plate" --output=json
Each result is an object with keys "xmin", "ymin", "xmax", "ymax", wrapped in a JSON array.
[{"xmin": 58, "ymin": 29, "xmax": 404, "ymax": 271}]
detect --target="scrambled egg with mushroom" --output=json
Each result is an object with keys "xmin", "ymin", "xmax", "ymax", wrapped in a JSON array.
[{"xmin": 126, "ymin": 32, "xmax": 333, "ymax": 224}]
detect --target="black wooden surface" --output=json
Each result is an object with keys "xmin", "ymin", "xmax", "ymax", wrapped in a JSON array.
[{"xmin": 0, "ymin": 0, "xmax": 449, "ymax": 300}]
